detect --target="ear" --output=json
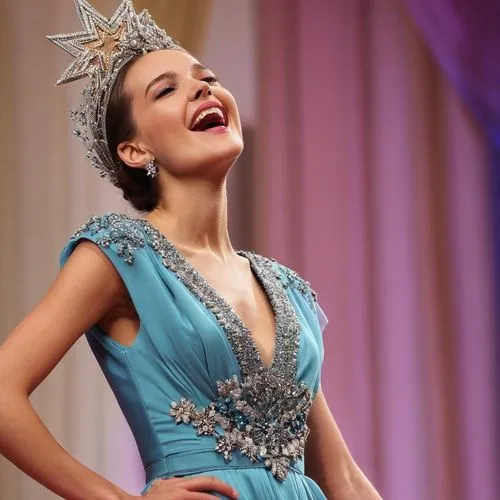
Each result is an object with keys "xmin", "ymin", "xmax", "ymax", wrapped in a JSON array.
[{"xmin": 117, "ymin": 140, "xmax": 150, "ymax": 169}]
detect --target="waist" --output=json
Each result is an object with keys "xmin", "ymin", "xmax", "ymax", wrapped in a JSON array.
[{"xmin": 145, "ymin": 449, "xmax": 305, "ymax": 484}]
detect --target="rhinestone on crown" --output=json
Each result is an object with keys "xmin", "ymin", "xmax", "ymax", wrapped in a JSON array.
[{"xmin": 48, "ymin": 0, "xmax": 181, "ymax": 183}]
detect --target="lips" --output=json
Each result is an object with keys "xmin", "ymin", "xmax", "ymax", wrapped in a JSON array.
[{"xmin": 189, "ymin": 101, "xmax": 228, "ymax": 132}]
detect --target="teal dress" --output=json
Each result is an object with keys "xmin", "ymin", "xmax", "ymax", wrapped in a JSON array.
[{"xmin": 60, "ymin": 213, "xmax": 328, "ymax": 499}]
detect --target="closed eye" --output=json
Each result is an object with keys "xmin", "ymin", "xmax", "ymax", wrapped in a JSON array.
[
  {"xmin": 155, "ymin": 76, "xmax": 218, "ymax": 99},
  {"xmin": 156, "ymin": 86, "xmax": 174, "ymax": 99},
  {"xmin": 202, "ymin": 76, "xmax": 219, "ymax": 85}
]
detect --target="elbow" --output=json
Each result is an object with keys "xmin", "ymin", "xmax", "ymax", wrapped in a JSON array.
[{"xmin": 0, "ymin": 382, "xmax": 28, "ymax": 411}]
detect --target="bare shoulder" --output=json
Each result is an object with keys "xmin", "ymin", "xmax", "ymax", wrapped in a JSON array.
[{"xmin": 0, "ymin": 239, "xmax": 126, "ymax": 395}]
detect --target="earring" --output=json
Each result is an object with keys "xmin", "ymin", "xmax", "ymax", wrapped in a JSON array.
[{"xmin": 145, "ymin": 158, "xmax": 158, "ymax": 178}]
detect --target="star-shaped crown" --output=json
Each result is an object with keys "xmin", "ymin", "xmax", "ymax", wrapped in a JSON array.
[{"xmin": 48, "ymin": 0, "xmax": 180, "ymax": 182}]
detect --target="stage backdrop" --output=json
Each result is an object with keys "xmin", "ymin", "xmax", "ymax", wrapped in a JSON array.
[
  {"xmin": 1, "ymin": 0, "xmax": 498, "ymax": 499},
  {"xmin": 256, "ymin": 0, "xmax": 498, "ymax": 499}
]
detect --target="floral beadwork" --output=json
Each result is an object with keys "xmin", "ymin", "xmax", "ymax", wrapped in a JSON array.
[
  {"xmin": 72, "ymin": 213, "xmax": 304, "ymax": 379},
  {"xmin": 73, "ymin": 213, "xmax": 146, "ymax": 264},
  {"xmin": 169, "ymin": 372, "xmax": 313, "ymax": 481},
  {"xmin": 73, "ymin": 213, "xmax": 317, "ymax": 482},
  {"xmin": 270, "ymin": 259, "xmax": 318, "ymax": 310}
]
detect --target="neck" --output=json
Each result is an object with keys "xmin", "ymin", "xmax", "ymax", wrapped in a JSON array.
[{"xmin": 147, "ymin": 176, "xmax": 234, "ymax": 259}]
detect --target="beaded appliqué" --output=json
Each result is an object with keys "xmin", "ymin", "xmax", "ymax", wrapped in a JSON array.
[
  {"xmin": 72, "ymin": 213, "xmax": 315, "ymax": 481},
  {"xmin": 73, "ymin": 213, "xmax": 146, "ymax": 264},
  {"xmin": 139, "ymin": 224, "xmax": 303, "ymax": 381},
  {"xmin": 170, "ymin": 372, "xmax": 312, "ymax": 481},
  {"xmin": 272, "ymin": 261, "xmax": 318, "ymax": 310}
]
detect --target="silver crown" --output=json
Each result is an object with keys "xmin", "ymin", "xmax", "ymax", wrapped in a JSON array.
[{"xmin": 48, "ymin": 0, "xmax": 181, "ymax": 182}]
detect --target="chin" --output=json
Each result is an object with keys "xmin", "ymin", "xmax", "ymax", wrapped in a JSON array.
[
  {"xmin": 208, "ymin": 145, "xmax": 243, "ymax": 173},
  {"xmin": 222, "ymin": 135, "xmax": 244, "ymax": 161},
  {"xmin": 197, "ymin": 132, "xmax": 243, "ymax": 167}
]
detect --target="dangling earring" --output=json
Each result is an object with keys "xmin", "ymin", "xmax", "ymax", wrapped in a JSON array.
[{"xmin": 145, "ymin": 158, "xmax": 158, "ymax": 178}]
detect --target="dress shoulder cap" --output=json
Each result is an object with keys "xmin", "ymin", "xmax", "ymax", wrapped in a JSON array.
[
  {"xmin": 71, "ymin": 212, "xmax": 146, "ymax": 265},
  {"xmin": 246, "ymin": 252, "xmax": 318, "ymax": 308}
]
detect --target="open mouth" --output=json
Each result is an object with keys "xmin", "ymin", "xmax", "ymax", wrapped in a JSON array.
[{"xmin": 189, "ymin": 106, "xmax": 228, "ymax": 132}]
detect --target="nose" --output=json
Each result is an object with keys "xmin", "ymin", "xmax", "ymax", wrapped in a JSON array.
[{"xmin": 192, "ymin": 80, "xmax": 213, "ymax": 100}]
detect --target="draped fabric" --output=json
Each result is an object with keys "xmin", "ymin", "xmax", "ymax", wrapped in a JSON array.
[
  {"xmin": 256, "ymin": 0, "xmax": 498, "ymax": 499},
  {"xmin": 0, "ymin": 1, "xmax": 213, "ymax": 498}
]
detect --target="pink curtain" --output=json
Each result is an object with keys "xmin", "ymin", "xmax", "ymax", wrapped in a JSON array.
[{"xmin": 256, "ymin": 0, "xmax": 498, "ymax": 498}]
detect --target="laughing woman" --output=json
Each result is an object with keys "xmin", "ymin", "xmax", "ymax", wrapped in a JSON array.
[{"xmin": 0, "ymin": 1, "xmax": 381, "ymax": 499}]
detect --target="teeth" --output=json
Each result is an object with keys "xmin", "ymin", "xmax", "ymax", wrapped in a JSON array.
[{"xmin": 192, "ymin": 107, "xmax": 225, "ymax": 128}]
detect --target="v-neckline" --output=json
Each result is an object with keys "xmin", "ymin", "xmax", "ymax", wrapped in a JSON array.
[
  {"xmin": 138, "ymin": 218, "xmax": 302, "ymax": 379},
  {"xmin": 232, "ymin": 251, "xmax": 278, "ymax": 370}
]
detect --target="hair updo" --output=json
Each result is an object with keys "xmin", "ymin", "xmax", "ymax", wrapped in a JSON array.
[{"xmin": 105, "ymin": 57, "xmax": 159, "ymax": 212}]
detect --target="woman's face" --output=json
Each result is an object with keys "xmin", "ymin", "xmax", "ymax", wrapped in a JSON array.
[{"xmin": 119, "ymin": 49, "xmax": 243, "ymax": 178}]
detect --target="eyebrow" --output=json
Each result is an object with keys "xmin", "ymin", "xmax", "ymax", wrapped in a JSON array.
[{"xmin": 144, "ymin": 63, "xmax": 209, "ymax": 97}]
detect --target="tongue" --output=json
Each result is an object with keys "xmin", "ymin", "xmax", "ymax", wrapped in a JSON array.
[{"xmin": 192, "ymin": 112, "xmax": 224, "ymax": 132}]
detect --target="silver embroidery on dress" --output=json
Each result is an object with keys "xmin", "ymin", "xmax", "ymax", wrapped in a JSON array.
[
  {"xmin": 71, "ymin": 213, "xmax": 316, "ymax": 481},
  {"xmin": 268, "ymin": 258, "xmax": 318, "ymax": 309},
  {"xmin": 169, "ymin": 372, "xmax": 312, "ymax": 481},
  {"xmin": 73, "ymin": 213, "xmax": 146, "ymax": 264}
]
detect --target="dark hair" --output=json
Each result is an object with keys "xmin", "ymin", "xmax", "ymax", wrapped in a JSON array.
[{"xmin": 106, "ymin": 57, "xmax": 159, "ymax": 212}]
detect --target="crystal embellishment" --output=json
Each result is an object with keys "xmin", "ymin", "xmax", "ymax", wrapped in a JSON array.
[
  {"xmin": 73, "ymin": 213, "xmax": 146, "ymax": 264},
  {"xmin": 71, "ymin": 213, "xmax": 319, "ymax": 481},
  {"xmin": 169, "ymin": 373, "xmax": 313, "ymax": 481},
  {"xmin": 71, "ymin": 214, "xmax": 316, "ymax": 379},
  {"xmin": 138, "ymin": 221, "xmax": 305, "ymax": 380},
  {"xmin": 270, "ymin": 259, "xmax": 318, "ymax": 309},
  {"xmin": 48, "ymin": 1, "xmax": 180, "ymax": 183}
]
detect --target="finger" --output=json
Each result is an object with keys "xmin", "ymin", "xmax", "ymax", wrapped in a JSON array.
[
  {"xmin": 183, "ymin": 476, "xmax": 239, "ymax": 498},
  {"xmin": 146, "ymin": 477, "xmax": 184, "ymax": 493}
]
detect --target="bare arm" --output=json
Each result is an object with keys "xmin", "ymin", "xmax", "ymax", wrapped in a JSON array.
[
  {"xmin": 305, "ymin": 388, "xmax": 382, "ymax": 500},
  {"xmin": 0, "ymin": 242, "xmax": 130, "ymax": 500}
]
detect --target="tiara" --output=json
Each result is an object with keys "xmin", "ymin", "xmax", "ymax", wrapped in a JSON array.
[{"xmin": 48, "ymin": 0, "xmax": 181, "ymax": 182}]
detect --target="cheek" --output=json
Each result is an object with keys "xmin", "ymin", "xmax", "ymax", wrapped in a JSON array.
[
  {"xmin": 215, "ymin": 88, "xmax": 242, "ymax": 130},
  {"xmin": 138, "ymin": 103, "xmax": 186, "ymax": 145},
  {"xmin": 226, "ymin": 99, "xmax": 242, "ymax": 134}
]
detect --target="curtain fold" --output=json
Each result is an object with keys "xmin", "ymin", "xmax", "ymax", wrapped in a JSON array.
[
  {"xmin": 256, "ymin": 0, "xmax": 498, "ymax": 498},
  {"xmin": 398, "ymin": 6, "xmax": 500, "ymax": 492},
  {"xmin": 400, "ymin": 0, "xmax": 500, "ymax": 132}
]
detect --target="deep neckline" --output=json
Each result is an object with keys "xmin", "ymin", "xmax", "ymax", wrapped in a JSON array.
[
  {"xmin": 139, "ymin": 218, "xmax": 278, "ymax": 370},
  {"xmin": 137, "ymin": 217, "xmax": 301, "ymax": 377}
]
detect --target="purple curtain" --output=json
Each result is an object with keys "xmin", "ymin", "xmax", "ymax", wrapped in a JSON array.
[
  {"xmin": 401, "ymin": 2, "xmax": 500, "ymax": 499},
  {"xmin": 400, "ymin": 1, "xmax": 500, "ymax": 319},
  {"xmin": 401, "ymin": 0, "xmax": 500, "ymax": 132}
]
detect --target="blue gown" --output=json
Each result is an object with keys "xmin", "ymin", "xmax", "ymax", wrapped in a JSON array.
[{"xmin": 60, "ymin": 213, "xmax": 328, "ymax": 499}]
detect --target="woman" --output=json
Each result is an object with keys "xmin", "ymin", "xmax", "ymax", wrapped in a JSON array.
[{"xmin": 0, "ymin": 1, "xmax": 381, "ymax": 499}]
